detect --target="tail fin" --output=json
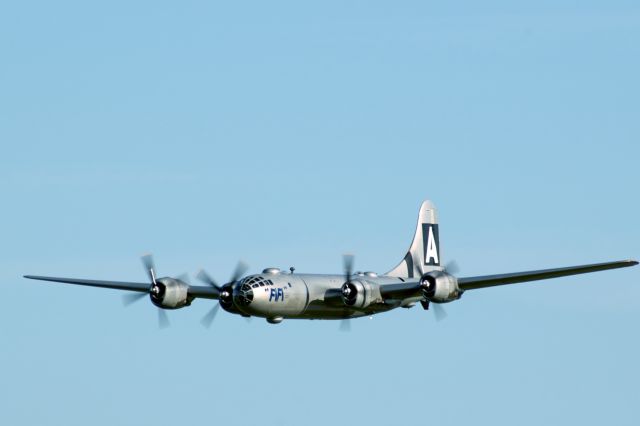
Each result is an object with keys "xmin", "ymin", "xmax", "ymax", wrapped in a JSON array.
[{"xmin": 386, "ymin": 200, "xmax": 442, "ymax": 278}]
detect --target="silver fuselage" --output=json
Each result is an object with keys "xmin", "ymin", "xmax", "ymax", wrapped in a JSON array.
[{"xmin": 232, "ymin": 271, "xmax": 419, "ymax": 320}]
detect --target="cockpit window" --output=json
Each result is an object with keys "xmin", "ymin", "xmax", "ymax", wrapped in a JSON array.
[
  {"xmin": 236, "ymin": 275, "xmax": 277, "ymax": 306},
  {"xmin": 240, "ymin": 275, "xmax": 273, "ymax": 287}
]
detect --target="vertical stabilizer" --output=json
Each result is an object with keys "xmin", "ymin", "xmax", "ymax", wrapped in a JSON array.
[{"xmin": 386, "ymin": 200, "xmax": 442, "ymax": 278}]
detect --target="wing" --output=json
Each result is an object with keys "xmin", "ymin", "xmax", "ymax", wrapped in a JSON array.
[
  {"xmin": 23, "ymin": 275, "xmax": 219, "ymax": 299},
  {"xmin": 24, "ymin": 275, "xmax": 151, "ymax": 292},
  {"xmin": 378, "ymin": 259, "xmax": 638, "ymax": 300},
  {"xmin": 379, "ymin": 281, "xmax": 422, "ymax": 300},
  {"xmin": 457, "ymin": 259, "xmax": 638, "ymax": 291}
]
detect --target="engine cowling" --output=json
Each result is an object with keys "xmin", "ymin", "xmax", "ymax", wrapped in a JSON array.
[
  {"xmin": 341, "ymin": 279, "xmax": 375, "ymax": 309},
  {"xmin": 150, "ymin": 277, "xmax": 190, "ymax": 309},
  {"xmin": 420, "ymin": 272, "xmax": 461, "ymax": 303}
]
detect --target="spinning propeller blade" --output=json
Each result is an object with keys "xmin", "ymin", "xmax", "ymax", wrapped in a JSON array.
[
  {"xmin": 230, "ymin": 261, "xmax": 249, "ymax": 284},
  {"xmin": 432, "ymin": 304, "xmax": 448, "ymax": 322},
  {"xmin": 196, "ymin": 269, "xmax": 220, "ymax": 290},
  {"xmin": 343, "ymin": 254, "xmax": 354, "ymax": 282},
  {"xmin": 123, "ymin": 253, "xmax": 172, "ymax": 328},
  {"xmin": 158, "ymin": 309, "xmax": 170, "ymax": 329},
  {"xmin": 444, "ymin": 260, "xmax": 459, "ymax": 275},
  {"xmin": 197, "ymin": 260, "xmax": 250, "ymax": 328},
  {"xmin": 176, "ymin": 273, "xmax": 190, "ymax": 285},
  {"xmin": 141, "ymin": 253, "xmax": 157, "ymax": 284},
  {"xmin": 200, "ymin": 304, "xmax": 220, "ymax": 329},
  {"xmin": 122, "ymin": 292, "xmax": 147, "ymax": 307},
  {"xmin": 340, "ymin": 319, "xmax": 351, "ymax": 332},
  {"xmin": 425, "ymin": 259, "xmax": 458, "ymax": 321}
]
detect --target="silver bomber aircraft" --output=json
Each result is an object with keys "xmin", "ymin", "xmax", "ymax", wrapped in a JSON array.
[{"xmin": 24, "ymin": 200, "xmax": 638, "ymax": 326}]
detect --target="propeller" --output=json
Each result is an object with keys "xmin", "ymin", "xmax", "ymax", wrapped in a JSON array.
[
  {"xmin": 196, "ymin": 261, "xmax": 248, "ymax": 294},
  {"xmin": 425, "ymin": 260, "xmax": 459, "ymax": 321},
  {"xmin": 120, "ymin": 253, "xmax": 175, "ymax": 329},
  {"xmin": 341, "ymin": 254, "xmax": 356, "ymax": 303},
  {"xmin": 158, "ymin": 309, "xmax": 170, "ymax": 329},
  {"xmin": 432, "ymin": 304, "xmax": 448, "ymax": 322},
  {"xmin": 176, "ymin": 273, "xmax": 191, "ymax": 285},
  {"xmin": 141, "ymin": 253, "xmax": 157, "ymax": 284},
  {"xmin": 121, "ymin": 253, "xmax": 160, "ymax": 307},
  {"xmin": 339, "ymin": 319, "xmax": 351, "ymax": 332},
  {"xmin": 339, "ymin": 254, "xmax": 357, "ymax": 326},
  {"xmin": 200, "ymin": 304, "xmax": 220, "ymax": 329},
  {"xmin": 196, "ymin": 269, "xmax": 221, "ymax": 296},
  {"xmin": 196, "ymin": 260, "xmax": 249, "ymax": 328},
  {"xmin": 122, "ymin": 292, "xmax": 147, "ymax": 307},
  {"xmin": 343, "ymin": 254, "xmax": 354, "ymax": 284},
  {"xmin": 142, "ymin": 254, "xmax": 172, "ymax": 328},
  {"xmin": 230, "ymin": 261, "xmax": 249, "ymax": 284},
  {"xmin": 443, "ymin": 260, "xmax": 459, "ymax": 275}
]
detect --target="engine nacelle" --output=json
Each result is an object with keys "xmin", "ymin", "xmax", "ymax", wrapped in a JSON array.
[
  {"xmin": 150, "ymin": 277, "xmax": 190, "ymax": 309},
  {"xmin": 341, "ymin": 279, "xmax": 376, "ymax": 309},
  {"xmin": 420, "ymin": 272, "xmax": 461, "ymax": 303}
]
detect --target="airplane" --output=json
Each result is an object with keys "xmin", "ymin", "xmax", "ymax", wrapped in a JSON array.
[{"xmin": 24, "ymin": 200, "xmax": 637, "ymax": 327}]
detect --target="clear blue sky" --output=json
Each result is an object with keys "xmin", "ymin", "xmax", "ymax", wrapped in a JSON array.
[{"xmin": 1, "ymin": 1, "xmax": 638, "ymax": 425}]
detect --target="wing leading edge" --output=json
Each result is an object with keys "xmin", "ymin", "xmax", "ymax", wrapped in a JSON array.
[
  {"xmin": 23, "ymin": 275, "xmax": 220, "ymax": 299},
  {"xmin": 457, "ymin": 259, "xmax": 638, "ymax": 291}
]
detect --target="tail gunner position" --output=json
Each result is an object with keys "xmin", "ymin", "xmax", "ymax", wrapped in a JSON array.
[{"xmin": 24, "ymin": 200, "xmax": 638, "ymax": 326}]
